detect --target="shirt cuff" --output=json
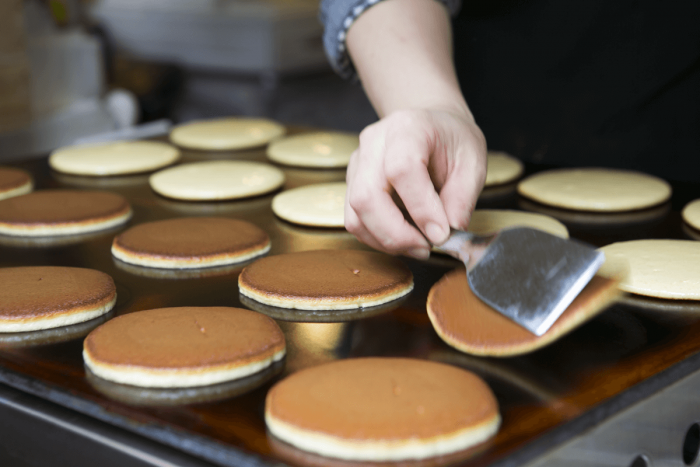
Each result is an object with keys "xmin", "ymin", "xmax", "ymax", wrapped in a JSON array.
[{"xmin": 319, "ymin": 0, "xmax": 462, "ymax": 80}]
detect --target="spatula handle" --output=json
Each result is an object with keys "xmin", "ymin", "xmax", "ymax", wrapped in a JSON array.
[{"xmin": 432, "ymin": 230, "xmax": 496, "ymax": 269}]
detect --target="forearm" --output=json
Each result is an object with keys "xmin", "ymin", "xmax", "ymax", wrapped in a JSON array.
[{"xmin": 346, "ymin": 0, "xmax": 469, "ymax": 118}]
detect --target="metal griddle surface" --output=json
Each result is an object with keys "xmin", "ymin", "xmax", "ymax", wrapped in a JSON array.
[{"xmin": 1, "ymin": 132, "xmax": 700, "ymax": 467}]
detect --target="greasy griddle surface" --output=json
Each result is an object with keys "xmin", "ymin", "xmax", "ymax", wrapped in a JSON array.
[{"xmin": 1, "ymin": 133, "xmax": 699, "ymax": 467}]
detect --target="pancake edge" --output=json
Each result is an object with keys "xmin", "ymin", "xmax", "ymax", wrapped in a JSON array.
[
  {"xmin": 83, "ymin": 346, "xmax": 286, "ymax": 388},
  {"xmin": 0, "ymin": 207, "xmax": 132, "ymax": 237},
  {"xmin": 264, "ymin": 409, "xmax": 500, "ymax": 461},
  {"xmin": 0, "ymin": 293, "xmax": 116, "ymax": 332},
  {"xmin": 0, "ymin": 180, "xmax": 33, "ymax": 201}
]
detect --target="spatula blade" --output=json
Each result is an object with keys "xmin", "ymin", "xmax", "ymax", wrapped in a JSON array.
[{"xmin": 466, "ymin": 228, "xmax": 605, "ymax": 336}]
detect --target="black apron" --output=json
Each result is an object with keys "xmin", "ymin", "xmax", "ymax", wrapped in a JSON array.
[{"xmin": 452, "ymin": 0, "xmax": 700, "ymax": 182}]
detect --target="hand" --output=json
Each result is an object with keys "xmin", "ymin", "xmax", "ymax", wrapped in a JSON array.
[{"xmin": 345, "ymin": 107, "xmax": 487, "ymax": 259}]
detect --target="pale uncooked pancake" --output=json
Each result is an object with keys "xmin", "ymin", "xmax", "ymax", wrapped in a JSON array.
[
  {"xmin": 0, "ymin": 266, "xmax": 116, "ymax": 332},
  {"xmin": 682, "ymin": 199, "xmax": 700, "ymax": 232},
  {"xmin": 150, "ymin": 161, "xmax": 285, "ymax": 201},
  {"xmin": 0, "ymin": 167, "xmax": 32, "ymax": 200},
  {"xmin": 49, "ymin": 141, "xmax": 180, "ymax": 176},
  {"xmin": 0, "ymin": 190, "xmax": 132, "ymax": 236},
  {"xmin": 265, "ymin": 358, "xmax": 500, "ymax": 461},
  {"xmin": 517, "ymin": 168, "xmax": 671, "ymax": 212},
  {"xmin": 267, "ymin": 132, "xmax": 359, "ymax": 168},
  {"xmin": 239, "ymin": 250, "xmax": 413, "ymax": 310},
  {"xmin": 272, "ymin": 182, "xmax": 346, "ymax": 227},
  {"xmin": 83, "ymin": 307, "xmax": 286, "ymax": 388},
  {"xmin": 112, "ymin": 217, "xmax": 270, "ymax": 269},
  {"xmin": 170, "ymin": 117, "xmax": 285, "ymax": 151},
  {"xmin": 427, "ymin": 268, "xmax": 621, "ymax": 356},
  {"xmin": 484, "ymin": 151, "xmax": 524, "ymax": 186},
  {"xmin": 468, "ymin": 209, "xmax": 568, "ymax": 238},
  {"xmin": 599, "ymin": 239, "xmax": 700, "ymax": 300}
]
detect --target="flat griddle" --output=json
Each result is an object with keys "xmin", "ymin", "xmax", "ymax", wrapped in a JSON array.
[{"xmin": 1, "ymin": 130, "xmax": 700, "ymax": 467}]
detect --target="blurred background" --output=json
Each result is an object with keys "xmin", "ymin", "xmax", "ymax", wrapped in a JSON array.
[{"xmin": 0, "ymin": 0, "xmax": 377, "ymax": 160}]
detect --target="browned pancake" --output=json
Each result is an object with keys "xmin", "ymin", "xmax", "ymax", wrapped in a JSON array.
[
  {"xmin": 238, "ymin": 250, "xmax": 413, "ymax": 310},
  {"xmin": 265, "ymin": 358, "xmax": 500, "ymax": 461},
  {"xmin": 112, "ymin": 217, "xmax": 270, "ymax": 269},
  {"xmin": 427, "ymin": 268, "xmax": 620, "ymax": 356},
  {"xmin": 0, "ymin": 266, "xmax": 116, "ymax": 332},
  {"xmin": 0, "ymin": 189, "xmax": 131, "ymax": 236},
  {"xmin": 0, "ymin": 167, "xmax": 32, "ymax": 200},
  {"xmin": 83, "ymin": 307, "xmax": 286, "ymax": 388}
]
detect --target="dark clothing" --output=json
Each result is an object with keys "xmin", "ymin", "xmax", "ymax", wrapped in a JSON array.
[{"xmin": 453, "ymin": 0, "xmax": 700, "ymax": 181}]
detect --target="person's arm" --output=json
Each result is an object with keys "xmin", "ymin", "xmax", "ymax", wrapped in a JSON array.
[{"xmin": 343, "ymin": 0, "xmax": 486, "ymax": 258}]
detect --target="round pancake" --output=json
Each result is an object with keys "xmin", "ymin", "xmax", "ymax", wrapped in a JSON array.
[
  {"xmin": 83, "ymin": 306, "xmax": 286, "ymax": 388},
  {"xmin": 238, "ymin": 250, "xmax": 413, "ymax": 310},
  {"xmin": 484, "ymin": 151, "xmax": 523, "ymax": 187},
  {"xmin": 682, "ymin": 199, "xmax": 700, "ymax": 232},
  {"xmin": 112, "ymin": 217, "xmax": 270, "ymax": 269},
  {"xmin": 426, "ymin": 269, "xmax": 621, "ymax": 357},
  {"xmin": 517, "ymin": 168, "xmax": 671, "ymax": 212},
  {"xmin": 0, "ymin": 266, "xmax": 116, "ymax": 332},
  {"xmin": 267, "ymin": 132, "xmax": 358, "ymax": 168},
  {"xmin": 170, "ymin": 117, "xmax": 285, "ymax": 151},
  {"xmin": 265, "ymin": 358, "xmax": 500, "ymax": 461},
  {"xmin": 0, "ymin": 190, "xmax": 132, "ymax": 236},
  {"xmin": 599, "ymin": 239, "xmax": 700, "ymax": 300},
  {"xmin": 150, "ymin": 160, "xmax": 284, "ymax": 201},
  {"xmin": 467, "ymin": 209, "xmax": 568, "ymax": 238},
  {"xmin": 272, "ymin": 182, "xmax": 346, "ymax": 227},
  {"xmin": 0, "ymin": 167, "xmax": 33, "ymax": 200},
  {"xmin": 49, "ymin": 141, "xmax": 180, "ymax": 176}
]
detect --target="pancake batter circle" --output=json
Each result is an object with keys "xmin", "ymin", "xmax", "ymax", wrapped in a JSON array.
[
  {"xmin": 517, "ymin": 168, "xmax": 671, "ymax": 212},
  {"xmin": 272, "ymin": 182, "xmax": 346, "ymax": 227},
  {"xmin": 0, "ymin": 266, "xmax": 116, "ymax": 332},
  {"xmin": 0, "ymin": 190, "xmax": 132, "ymax": 236},
  {"xmin": 484, "ymin": 151, "xmax": 524, "ymax": 186},
  {"xmin": 49, "ymin": 141, "xmax": 180, "ymax": 176},
  {"xmin": 112, "ymin": 217, "xmax": 270, "ymax": 269},
  {"xmin": 427, "ymin": 269, "xmax": 620, "ymax": 357},
  {"xmin": 0, "ymin": 167, "xmax": 33, "ymax": 200},
  {"xmin": 265, "ymin": 358, "xmax": 500, "ymax": 461},
  {"xmin": 83, "ymin": 307, "xmax": 286, "ymax": 388},
  {"xmin": 238, "ymin": 249, "xmax": 413, "ymax": 310},
  {"xmin": 599, "ymin": 239, "xmax": 700, "ymax": 300},
  {"xmin": 149, "ymin": 160, "xmax": 285, "ymax": 201},
  {"xmin": 267, "ymin": 131, "xmax": 359, "ymax": 168},
  {"xmin": 170, "ymin": 117, "xmax": 285, "ymax": 151},
  {"xmin": 468, "ymin": 209, "xmax": 568, "ymax": 238},
  {"xmin": 682, "ymin": 199, "xmax": 700, "ymax": 232}
]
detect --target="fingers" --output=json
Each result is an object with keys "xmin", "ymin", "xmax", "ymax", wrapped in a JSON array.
[{"xmin": 383, "ymin": 128, "xmax": 450, "ymax": 245}]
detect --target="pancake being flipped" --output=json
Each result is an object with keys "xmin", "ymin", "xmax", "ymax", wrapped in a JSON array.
[
  {"xmin": 427, "ymin": 268, "xmax": 621, "ymax": 357},
  {"xmin": 170, "ymin": 117, "xmax": 285, "ymax": 151},
  {"xmin": 0, "ymin": 266, "xmax": 116, "ymax": 332},
  {"xmin": 49, "ymin": 140, "xmax": 180, "ymax": 176},
  {"xmin": 484, "ymin": 151, "xmax": 523, "ymax": 187},
  {"xmin": 265, "ymin": 358, "xmax": 500, "ymax": 461},
  {"xmin": 112, "ymin": 217, "xmax": 270, "ymax": 269},
  {"xmin": 83, "ymin": 307, "xmax": 286, "ymax": 388},
  {"xmin": 0, "ymin": 190, "xmax": 131, "ymax": 236},
  {"xmin": 272, "ymin": 182, "xmax": 346, "ymax": 227},
  {"xmin": 239, "ymin": 250, "xmax": 413, "ymax": 310},
  {"xmin": 0, "ymin": 167, "xmax": 33, "ymax": 200}
]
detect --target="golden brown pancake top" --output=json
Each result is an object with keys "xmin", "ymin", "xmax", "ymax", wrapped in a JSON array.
[
  {"xmin": 427, "ymin": 268, "xmax": 619, "ymax": 353},
  {"xmin": 84, "ymin": 307, "xmax": 285, "ymax": 369},
  {"xmin": 266, "ymin": 358, "xmax": 499, "ymax": 439},
  {"xmin": 239, "ymin": 250, "xmax": 413, "ymax": 300},
  {"xmin": 0, "ymin": 190, "xmax": 130, "ymax": 224},
  {"xmin": 0, "ymin": 167, "xmax": 31, "ymax": 192},
  {"xmin": 0, "ymin": 266, "xmax": 116, "ymax": 320},
  {"xmin": 113, "ymin": 217, "xmax": 269, "ymax": 258}
]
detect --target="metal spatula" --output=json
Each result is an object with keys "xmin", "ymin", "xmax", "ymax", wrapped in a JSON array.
[{"xmin": 433, "ymin": 227, "xmax": 605, "ymax": 336}]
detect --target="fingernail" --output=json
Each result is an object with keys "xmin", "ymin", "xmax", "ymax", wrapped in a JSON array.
[
  {"xmin": 426, "ymin": 222, "xmax": 448, "ymax": 244},
  {"xmin": 408, "ymin": 248, "xmax": 430, "ymax": 260}
]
